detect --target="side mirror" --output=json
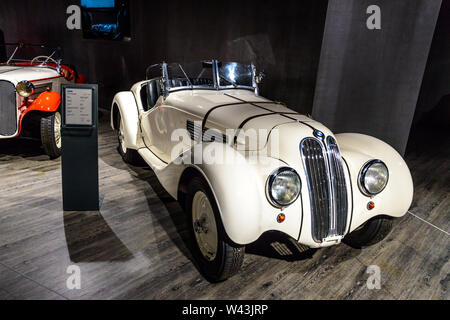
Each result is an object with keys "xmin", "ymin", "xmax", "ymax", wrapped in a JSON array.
[{"xmin": 255, "ymin": 70, "xmax": 265, "ymax": 84}]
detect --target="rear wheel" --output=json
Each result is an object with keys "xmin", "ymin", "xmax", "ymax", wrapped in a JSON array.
[
  {"xmin": 344, "ymin": 216, "xmax": 394, "ymax": 248},
  {"xmin": 116, "ymin": 113, "xmax": 140, "ymax": 165},
  {"xmin": 186, "ymin": 177, "xmax": 245, "ymax": 282},
  {"xmin": 40, "ymin": 111, "xmax": 62, "ymax": 159}
]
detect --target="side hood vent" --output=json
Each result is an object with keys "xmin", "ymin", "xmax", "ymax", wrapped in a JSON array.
[{"xmin": 186, "ymin": 120, "xmax": 228, "ymax": 144}]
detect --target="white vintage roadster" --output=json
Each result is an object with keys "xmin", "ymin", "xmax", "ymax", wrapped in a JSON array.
[{"xmin": 111, "ymin": 61, "xmax": 413, "ymax": 282}]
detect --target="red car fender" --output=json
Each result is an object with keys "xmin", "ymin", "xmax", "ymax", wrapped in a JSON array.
[
  {"xmin": 17, "ymin": 91, "xmax": 61, "ymax": 135},
  {"xmin": 76, "ymin": 73, "xmax": 86, "ymax": 84},
  {"xmin": 27, "ymin": 90, "xmax": 61, "ymax": 112}
]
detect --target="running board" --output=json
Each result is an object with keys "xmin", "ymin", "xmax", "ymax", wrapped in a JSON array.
[{"xmin": 138, "ymin": 148, "xmax": 167, "ymax": 171}]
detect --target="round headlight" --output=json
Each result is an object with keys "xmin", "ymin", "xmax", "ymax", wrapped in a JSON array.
[
  {"xmin": 359, "ymin": 160, "xmax": 389, "ymax": 196},
  {"xmin": 267, "ymin": 167, "xmax": 301, "ymax": 208},
  {"xmin": 16, "ymin": 80, "xmax": 35, "ymax": 97}
]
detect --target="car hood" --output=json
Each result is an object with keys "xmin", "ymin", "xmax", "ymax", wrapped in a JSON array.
[
  {"xmin": 165, "ymin": 89, "xmax": 331, "ymax": 151},
  {"xmin": 0, "ymin": 65, "xmax": 59, "ymax": 84}
]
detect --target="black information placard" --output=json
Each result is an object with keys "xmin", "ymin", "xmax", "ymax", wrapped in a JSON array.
[{"xmin": 61, "ymin": 84, "xmax": 99, "ymax": 211}]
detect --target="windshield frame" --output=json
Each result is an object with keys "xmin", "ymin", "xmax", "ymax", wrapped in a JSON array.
[
  {"xmin": 147, "ymin": 60, "xmax": 259, "ymax": 97},
  {"xmin": 1, "ymin": 43, "xmax": 63, "ymax": 73}
]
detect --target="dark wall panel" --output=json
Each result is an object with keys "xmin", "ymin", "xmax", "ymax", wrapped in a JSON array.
[
  {"xmin": 0, "ymin": 0, "xmax": 328, "ymax": 113},
  {"xmin": 312, "ymin": 0, "xmax": 441, "ymax": 155},
  {"xmin": 413, "ymin": 0, "xmax": 450, "ymax": 127}
]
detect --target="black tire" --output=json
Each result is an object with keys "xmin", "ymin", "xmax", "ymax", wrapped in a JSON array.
[
  {"xmin": 344, "ymin": 216, "xmax": 394, "ymax": 248},
  {"xmin": 40, "ymin": 111, "xmax": 62, "ymax": 159},
  {"xmin": 185, "ymin": 176, "xmax": 245, "ymax": 282},
  {"xmin": 116, "ymin": 113, "xmax": 141, "ymax": 165}
]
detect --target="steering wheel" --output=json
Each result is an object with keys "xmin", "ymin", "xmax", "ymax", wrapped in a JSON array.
[{"xmin": 31, "ymin": 55, "xmax": 58, "ymax": 65}]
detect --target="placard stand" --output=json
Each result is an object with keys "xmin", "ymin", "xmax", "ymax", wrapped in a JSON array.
[{"xmin": 61, "ymin": 84, "xmax": 100, "ymax": 211}]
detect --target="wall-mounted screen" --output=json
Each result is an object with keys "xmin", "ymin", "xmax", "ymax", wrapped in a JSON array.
[
  {"xmin": 81, "ymin": 0, "xmax": 115, "ymax": 9},
  {"xmin": 81, "ymin": 0, "xmax": 130, "ymax": 41}
]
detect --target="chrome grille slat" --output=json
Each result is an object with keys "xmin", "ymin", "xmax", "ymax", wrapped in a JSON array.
[
  {"xmin": 301, "ymin": 138, "xmax": 330, "ymax": 241},
  {"xmin": 313, "ymin": 141, "xmax": 329, "ymax": 238},
  {"xmin": 327, "ymin": 136, "xmax": 348, "ymax": 235},
  {"xmin": 0, "ymin": 80, "xmax": 17, "ymax": 136},
  {"xmin": 300, "ymin": 136, "xmax": 348, "ymax": 242}
]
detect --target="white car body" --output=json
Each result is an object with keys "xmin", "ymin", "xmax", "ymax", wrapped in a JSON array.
[{"xmin": 111, "ymin": 61, "xmax": 413, "ymax": 249}]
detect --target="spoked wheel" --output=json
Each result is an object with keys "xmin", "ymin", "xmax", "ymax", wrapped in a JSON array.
[
  {"xmin": 186, "ymin": 176, "xmax": 245, "ymax": 282},
  {"xmin": 40, "ymin": 111, "xmax": 62, "ymax": 159},
  {"xmin": 116, "ymin": 113, "xmax": 141, "ymax": 165}
]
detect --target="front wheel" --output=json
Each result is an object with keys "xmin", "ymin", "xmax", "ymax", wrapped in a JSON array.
[
  {"xmin": 344, "ymin": 216, "xmax": 394, "ymax": 248},
  {"xmin": 186, "ymin": 177, "xmax": 245, "ymax": 282},
  {"xmin": 40, "ymin": 111, "xmax": 62, "ymax": 159}
]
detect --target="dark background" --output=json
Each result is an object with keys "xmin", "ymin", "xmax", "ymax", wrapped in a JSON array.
[
  {"xmin": 0, "ymin": 0, "xmax": 448, "ymax": 155},
  {"xmin": 0, "ymin": 0, "xmax": 328, "ymax": 115},
  {"xmin": 413, "ymin": 0, "xmax": 450, "ymax": 129}
]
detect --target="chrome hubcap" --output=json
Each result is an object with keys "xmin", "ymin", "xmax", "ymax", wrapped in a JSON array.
[
  {"xmin": 192, "ymin": 191, "xmax": 218, "ymax": 261},
  {"xmin": 54, "ymin": 112, "xmax": 61, "ymax": 149}
]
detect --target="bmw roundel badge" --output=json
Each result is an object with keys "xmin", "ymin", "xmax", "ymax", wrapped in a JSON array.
[{"xmin": 313, "ymin": 130, "xmax": 324, "ymax": 138}]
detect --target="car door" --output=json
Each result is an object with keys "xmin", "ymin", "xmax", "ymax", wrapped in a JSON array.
[
  {"xmin": 140, "ymin": 98, "xmax": 172, "ymax": 163},
  {"xmin": 141, "ymin": 102, "xmax": 199, "ymax": 164}
]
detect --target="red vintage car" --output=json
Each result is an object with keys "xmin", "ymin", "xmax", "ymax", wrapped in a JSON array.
[{"xmin": 0, "ymin": 43, "xmax": 85, "ymax": 158}]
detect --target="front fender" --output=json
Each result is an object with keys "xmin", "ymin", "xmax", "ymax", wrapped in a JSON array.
[
  {"xmin": 163, "ymin": 144, "xmax": 304, "ymax": 245},
  {"xmin": 111, "ymin": 91, "xmax": 140, "ymax": 150},
  {"xmin": 28, "ymin": 91, "xmax": 61, "ymax": 112},
  {"xmin": 336, "ymin": 133, "xmax": 413, "ymax": 232},
  {"xmin": 18, "ymin": 91, "xmax": 61, "ymax": 135}
]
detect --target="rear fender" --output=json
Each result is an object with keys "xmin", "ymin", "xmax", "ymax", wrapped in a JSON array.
[{"xmin": 75, "ymin": 74, "xmax": 86, "ymax": 84}]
